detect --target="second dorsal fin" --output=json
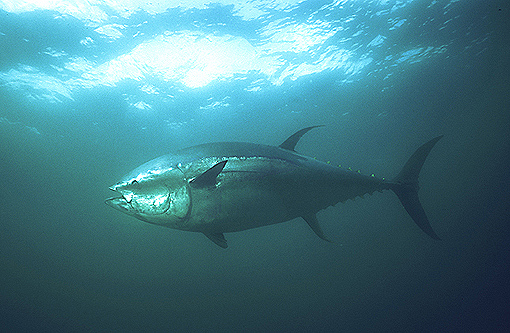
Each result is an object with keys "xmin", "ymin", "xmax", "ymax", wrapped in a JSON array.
[{"xmin": 278, "ymin": 125, "xmax": 324, "ymax": 152}]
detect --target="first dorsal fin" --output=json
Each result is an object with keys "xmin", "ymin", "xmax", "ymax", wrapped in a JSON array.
[
  {"xmin": 190, "ymin": 160, "xmax": 227, "ymax": 188},
  {"xmin": 279, "ymin": 125, "xmax": 324, "ymax": 152}
]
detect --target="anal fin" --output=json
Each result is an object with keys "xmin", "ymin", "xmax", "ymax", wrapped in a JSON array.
[
  {"xmin": 203, "ymin": 232, "xmax": 228, "ymax": 248},
  {"xmin": 302, "ymin": 214, "xmax": 332, "ymax": 243}
]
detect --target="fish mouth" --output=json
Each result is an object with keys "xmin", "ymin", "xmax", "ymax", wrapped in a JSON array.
[{"xmin": 105, "ymin": 187, "xmax": 131, "ymax": 212}]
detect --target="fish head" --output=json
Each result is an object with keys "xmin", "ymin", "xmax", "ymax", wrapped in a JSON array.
[{"xmin": 106, "ymin": 160, "xmax": 191, "ymax": 227}]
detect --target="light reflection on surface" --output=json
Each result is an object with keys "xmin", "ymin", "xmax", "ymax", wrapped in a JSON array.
[{"xmin": 0, "ymin": 0, "xmax": 475, "ymax": 105}]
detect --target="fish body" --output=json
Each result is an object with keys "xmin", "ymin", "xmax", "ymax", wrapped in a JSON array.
[{"xmin": 106, "ymin": 127, "xmax": 442, "ymax": 248}]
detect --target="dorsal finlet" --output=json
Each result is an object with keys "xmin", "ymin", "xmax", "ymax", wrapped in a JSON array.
[{"xmin": 278, "ymin": 125, "xmax": 324, "ymax": 152}]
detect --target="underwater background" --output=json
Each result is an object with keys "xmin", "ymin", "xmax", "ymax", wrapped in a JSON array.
[{"xmin": 1, "ymin": 0, "xmax": 509, "ymax": 331}]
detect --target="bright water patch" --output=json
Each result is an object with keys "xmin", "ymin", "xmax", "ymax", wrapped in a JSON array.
[{"xmin": 0, "ymin": 0, "xmax": 478, "ymax": 112}]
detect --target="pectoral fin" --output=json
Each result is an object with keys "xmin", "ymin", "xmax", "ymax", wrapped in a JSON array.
[
  {"xmin": 203, "ymin": 232, "xmax": 228, "ymax": 248},
  {"xmin": 302, "ymin": 214, "xmax": 332, "ymax": 243},
  {"xmin": 190, "ymin": 161, "xmax": 227, "ymax": 188}
]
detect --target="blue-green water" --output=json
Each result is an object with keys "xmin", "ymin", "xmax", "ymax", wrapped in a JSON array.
[{"xmin": 1, "ymin": 1, "xmax": 509, "ymax": 331}]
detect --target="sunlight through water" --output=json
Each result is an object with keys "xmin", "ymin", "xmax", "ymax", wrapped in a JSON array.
[{"xmin": 0, "ymin": 0, "xmax": 465, "ymax": 105}]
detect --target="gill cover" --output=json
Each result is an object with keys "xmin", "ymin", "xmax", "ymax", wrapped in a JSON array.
[{"xmin": 112, "ymin": 167, "xmax": 191, "ymax": 224}]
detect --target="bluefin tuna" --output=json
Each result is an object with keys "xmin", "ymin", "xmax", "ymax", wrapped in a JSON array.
[{"xmin": 105, "ymin": 126, "xmax": 442, "ymax": 248}]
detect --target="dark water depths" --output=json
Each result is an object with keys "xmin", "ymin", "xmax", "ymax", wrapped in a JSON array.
[{"xmin": 1, "ymin": 0, "xmax": 509, "ymax": 331}]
